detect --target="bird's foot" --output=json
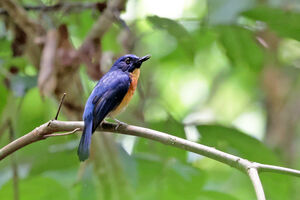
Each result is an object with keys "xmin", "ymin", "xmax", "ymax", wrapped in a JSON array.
[{"xmin": 112, "ymin": 118, "xmax": 127, "ymax": 130}]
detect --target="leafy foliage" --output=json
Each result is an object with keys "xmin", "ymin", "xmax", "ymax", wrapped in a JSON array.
[
  {"xmin": 1, "ymin": 0, "xmax": 300, "ymax": 199},
  {"xmin": 197, "ymin": 125, "xmax": 291, "ymax": 200},
  {"xmin": 243, "ymin": 6, "xmax": 300, "ymax": 41},
  {"xmin": 217, "ymin": 26, "xmax": 264, "ymax": 72},
  {"xmin": 0, "ymin": 177, "xmax": 70, "ymax": 200}
]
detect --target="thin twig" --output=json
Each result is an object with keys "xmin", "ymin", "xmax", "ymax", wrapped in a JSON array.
[
  {"xmin": 256, "ymin": 163, "xmax": 300, "ymax": 177},
  {"xmin": 55, "ymin": 93, "xmax": 66, "ymax": 120},
  {"xmin": 247, "ymin": 168, "xmax": 266, "ymax": 200},
  {"xmin": 43, "ymin": 128, "xmax": 80, "ymax": 138},
  {"xmin": 113, "ymin": 11, "xmax": 130, "ymax": 31}
]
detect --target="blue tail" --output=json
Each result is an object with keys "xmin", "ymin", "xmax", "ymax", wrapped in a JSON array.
[{"xmin": 77, "ymin": 119, "xmax": 93, "ymax": 161}]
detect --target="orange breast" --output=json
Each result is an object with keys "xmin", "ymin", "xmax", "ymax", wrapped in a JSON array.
[{"xmin": 109, "ymin": 69, "xmax": 140, "ymax": 117}]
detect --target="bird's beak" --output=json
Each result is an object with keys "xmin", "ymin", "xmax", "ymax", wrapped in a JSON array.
[{"xmin": 139, "ymin": 55, "xmax": 151, "ymax": 63}]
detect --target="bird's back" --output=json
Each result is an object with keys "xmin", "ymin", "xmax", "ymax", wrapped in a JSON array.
[{"xmin": 83, "ymin": 70, "xmax": 131, "ymax": 121}]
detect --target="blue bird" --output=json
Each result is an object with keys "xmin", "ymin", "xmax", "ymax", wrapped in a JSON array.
[{"xmin": 77, "ymin": 54, "xmax": 151, "ymax": 161}]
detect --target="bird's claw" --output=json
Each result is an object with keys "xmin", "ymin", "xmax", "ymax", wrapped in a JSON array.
[
  {"xmin": 113, "ymin": 118, "xmax": 127, "ymax": 130},
  {"xmin": 115, "ymin": 121, "xmax": 127, "ymax": 130}
]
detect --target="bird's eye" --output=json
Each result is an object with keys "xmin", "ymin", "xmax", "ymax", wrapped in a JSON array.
[{"xmin": 125, "ymin": 58, "xmax": 131, "ymax": 64}]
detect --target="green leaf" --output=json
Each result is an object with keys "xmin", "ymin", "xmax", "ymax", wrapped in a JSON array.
[
  {"xmin": 12, "ymin": 89, "xmax": 77, "ymax": 174},
  {"xmin": 78, "ymin": 164, "xmax": 98, "ymax": 200},
  {"xmin": 16, "ymin": 88, "xmax": 56, "ymax": 135},
  {"xmin": 198, "ymin": 190, "xmax": 239, "ymax": 200},
  {"xmin": 0, "ymin": 176, "xmax": 70, "ymax": 200},
  {"xmin": 134, "ymin": 155, "xmax": 206, "ymax": 200},
  {"xmin": 0, "ymin": 37, "xmax": 12, "ymax": 58},
  {"xmin": 197, "ymin": 125, "xmax": 291, "ymax": 200},
  {"xmin": 42, "ymin": 168, "xmax": 78, "ymax": 188},
  {"xmin": 243, "ymin": 6, "xmax": 300, "ymax": 41},
  {"xmin": 195, "ymin": 159, "xmax": 256, "ymax": 200},
  {"xmin": 63, "ymin": 10, "xmax": 95, "ymax": 40},
  {"xmin": 117, "ymin": 144, "xmax": 138, "ymax": 187},
  {"xmin": 102, "ymin": 25, "xmax": 122, "ymax": 52},
  {"xmin": 147, "ymin": 16, "xmax": 190, "ymax": 40},
  {"xmin": 134, "ymin": 118, "xmax": 187, "ymax": 161},
  {"xmin": 217, "ymin": 26, "xmax": 264, "ymax": 71},
  {"xmin": 197, "ymin": 125, "xmax": 278, "ymax": 163},
  {"xmin": 28, "ymin": 145, "xmax": 79, "ymax": 176},
  {"xmin": 0, "ymin": 77, "xmax": 8, "ymax": 117},
  {"xmin": 2, "ymin": 57, "xmax": 28, "ymax": 71},
  {"xmin": 147, "ymin": 16, "xmax": 195, "ymax": 61},
  {"xmin": 191, "ymin": 28, "xmax": 218, "ymax": 51}
]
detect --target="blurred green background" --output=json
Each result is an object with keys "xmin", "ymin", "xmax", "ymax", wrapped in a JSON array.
[{"xmin": 1, "ymin": 0, "xmax": 300, "ymax": 199}]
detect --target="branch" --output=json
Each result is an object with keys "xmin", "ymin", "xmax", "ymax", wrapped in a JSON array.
[
  {"xmin": 80, "ymin": 0, "xmax": 126, "ymax": 46},
  {"xmin": 247, "ymin": 168, "xmax": 265, "ymax": 200},
  {"xmin": 0, "ymin": 0, "xmax": 44, "ymax": 68},
  {"xmin": 0, "ymin": 2, "xmax": 106, "ymax": 15},
  {"xmin": 78, "ymin": 0, "xmax": 127, "ymax": 80},
  {"xmin": 38, "ymin": 29, "xmax": 58, "ymax": 96},
  {"xmin": 1, "ymin": 120, "xmax": 300, "ymax": 200},
  {"xmin": 256, "ymin": 163, "xmax": 300, "ymax": 177},
  {"xmin": 0, "ymin": 0, "xmax": 44, "ymax": 36}
]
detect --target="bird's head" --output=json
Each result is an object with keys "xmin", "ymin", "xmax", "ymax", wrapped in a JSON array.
[{"xmin": 110, "ymin": 54, "xmax": 151, "ymax": 73}]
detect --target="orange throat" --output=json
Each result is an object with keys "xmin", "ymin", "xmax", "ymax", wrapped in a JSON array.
[{"xmin": 109, "ymin": 68, "xmax": 140, "ymax": 117}]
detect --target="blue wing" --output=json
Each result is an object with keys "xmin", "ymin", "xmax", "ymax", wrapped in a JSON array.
[
  {"xmin": 91, "ymin": 73, "xmax": 131, "ymax": 132},
  {"xmin": 78, "ymin": 70, "xmax": 131, "ymax": 161}
]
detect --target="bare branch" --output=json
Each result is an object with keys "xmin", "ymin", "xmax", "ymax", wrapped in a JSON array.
[
  {"xmin": 247, "ymin": 167, "xmax": 266, "ymax": 200},
  {"xmin": 0, "ymin": 2, "xmax": 106, "ymax": 15},
  {"xmin": 79, "ymin": 0, "xmax": 127, "ymax": 80},
  {"xmin": 0, "ymin": 120, "xmax": 299, "ymax": 176},
  {"xmin": 1, "ymin": 120, "xmax": 300, "ymax": 200},
  {"xmin": 256, "ymin": 163, "xmax": 300, "ymax": 177},
  {"xmin": 0, "ymin": 0, "xmax": 44, "ymax": 36},
  {"xmin": 43, "ymin": 128, "xmax": 80, "ymax": 138},
  {"xmin": 0, "ymin": 0, "xmax": 44, "ymax": 68},
  {"xmin": 80, "ymin": 0, "xmax": 126, "ymax": 46},
  {"xmin": 38, "ymin": 29, "xmax": 58, "ymax": 96}
]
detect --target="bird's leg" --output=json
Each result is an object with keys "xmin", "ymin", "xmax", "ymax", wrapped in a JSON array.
[
  {"xmin": 103, "ymin": 118, "xmax": 110, "ymax": 123},
  {"xmin": 111, "ymin": 118, "xmax": 127, "ymax": 130},
  {"xmin": 99, "ymin": 118, "xmax": 110, "ymax": 128}
]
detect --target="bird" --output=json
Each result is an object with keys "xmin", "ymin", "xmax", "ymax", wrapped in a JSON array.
[{"xmin": 77, "ymin": 54, "xmax": 151, "ymax": 161}]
